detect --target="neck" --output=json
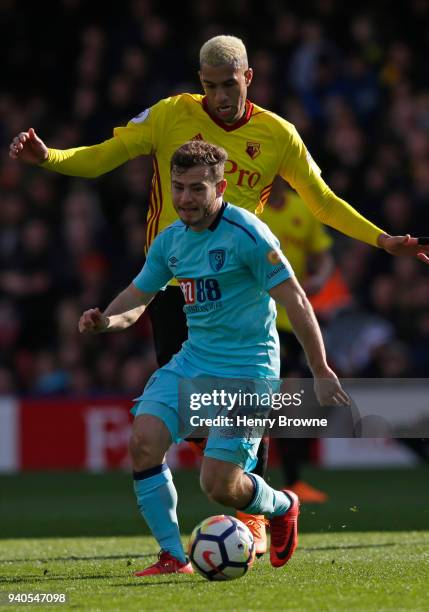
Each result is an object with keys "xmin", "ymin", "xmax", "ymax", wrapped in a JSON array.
[
  {"xmin": 224, "ymin": 102, "xmax": 247, "ymax": 125},
  {"xmin": 190, "ymin": 200, "xmax": 223, "ymax": 232}
]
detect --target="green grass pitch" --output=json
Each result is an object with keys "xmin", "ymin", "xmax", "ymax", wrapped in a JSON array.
[{"xmin": 0, "ymin": 467, "xmax": 428, "ymax": 611}]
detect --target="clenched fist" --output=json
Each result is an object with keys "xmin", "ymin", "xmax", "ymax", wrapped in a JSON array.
[{"xmin": 78, "ymin": 308, "xmax": 109, "ymax": 334}]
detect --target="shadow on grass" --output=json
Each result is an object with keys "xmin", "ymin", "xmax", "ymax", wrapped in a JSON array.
[
  {"xmin": 301, "ymin": 542, "xmax": 395, "ymax": 552},
  {"xmin": 111, "ymin": 579, "xmax": 195, "ymax": 587},
  {"xmin": 300, "ymin": 539, "xmax": 429, "ymax": 552},
  {"xmin": 0, "ymin": 553, "xmax": 153, "ymax": 564},
  {"xmin": 0, "ymin": 573, "xmax": 127, "ymax": 584}
]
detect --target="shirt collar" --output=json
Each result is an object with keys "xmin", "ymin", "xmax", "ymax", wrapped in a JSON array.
[
  {"xmin": 202, "ymin": 98, "xmax": 254, "ymax": 132},
  {"xmin": 208, "ymin": 201, "xmax": 228, "ymax": 231}
]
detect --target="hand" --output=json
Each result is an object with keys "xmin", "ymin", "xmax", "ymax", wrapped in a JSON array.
[
  {"xmin": 313, "ymin": 368, "xmax": 350, "ymax": 407},
  {"xmin": 78, "ymin": 307, "xmax": 109, "ymax": 334},
  {"xmin": 377, "ymin": 233, "xmax": 429, "ymax": 265},
  {"xmin": 9, "ymin": 128, "xmax": 48, "ymax": 164}
]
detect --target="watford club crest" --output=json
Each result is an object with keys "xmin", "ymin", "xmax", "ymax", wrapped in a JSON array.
[
  {"xmin": 209, "ymin": 249, "xmax": 226, "ymax": 272},
  {"xmin": 246, "ymin": 141, "xmax": 261, "ymax": 159}
]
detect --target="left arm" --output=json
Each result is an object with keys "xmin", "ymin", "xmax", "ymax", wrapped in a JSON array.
[
  {"xmin": 298, "ymin": 178, "xmax": 429, "ymax": 263},
  {"xmin": 269, "ymin": 276, "xmax": 349, "ymax": 406},
  {"xmin": 281, "ymin": 125, "xmax": 429, "ymax": 263}
]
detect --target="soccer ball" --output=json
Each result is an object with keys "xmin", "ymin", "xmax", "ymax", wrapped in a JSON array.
[{"xmin": 188, "ymin": 515, "xmax": 255, "ymax": 581}]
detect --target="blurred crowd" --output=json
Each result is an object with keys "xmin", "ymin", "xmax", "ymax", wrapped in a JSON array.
[{"xmin": 1, "ymin": 0, "xmax": 429, "ymax": 396}]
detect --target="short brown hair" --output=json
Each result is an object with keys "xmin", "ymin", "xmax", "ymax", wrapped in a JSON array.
[{"xmin": 170, "ymin": 140, "xmax": 228, "ymax": 183}]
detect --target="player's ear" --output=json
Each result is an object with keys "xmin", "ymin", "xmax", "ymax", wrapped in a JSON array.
[
  {"xmin": 216, "ymin": 179, "xmax": 227, "ymax": 197},
  {"xmin": 244, "ymin": 68, "xmax": 253, "ymax": 86}
]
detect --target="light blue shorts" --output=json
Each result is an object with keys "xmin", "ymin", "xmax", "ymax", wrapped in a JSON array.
[{"xmin": 132, "ymin": 353, "xmax": 260, "ymax": 472}]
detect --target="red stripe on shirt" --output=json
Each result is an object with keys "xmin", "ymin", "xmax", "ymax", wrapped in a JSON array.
[
  {"xmin": 152, "ymin": 157, "xmax": 163, "ymax": 240},
  {"xmin": 146, "ymin": 167, "xmax": 160, "ymax": 251}
]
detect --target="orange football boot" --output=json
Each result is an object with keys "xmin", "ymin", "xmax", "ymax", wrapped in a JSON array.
[
  {"xmin": 186, "ymin": 438, "xmax": 207, "ymax": 455},
  {"xmin": 236, "ymin": 512, "xmax": 267, "ymax": 557}
]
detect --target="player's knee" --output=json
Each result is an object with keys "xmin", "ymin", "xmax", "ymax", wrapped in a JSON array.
[
  {"xmin": 129, "ymin": 417, "xmax": 166, "ymax": 470},
  {"xmin": 129, "ymin": 432, "xmax": 155, "ymax": 469},
  {"xmin": 211, "ymin": 486, "xmax": 236, "ymax": 506}
]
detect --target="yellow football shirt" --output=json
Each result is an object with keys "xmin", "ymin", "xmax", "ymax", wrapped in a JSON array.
[
  {"xmin": 260, "ymin": 191, "xmax": 333, "ymax": 331},
  {"xmin": 113, "ymin": 93, "xmax": 325, "ymax": 247},
  {"xmin": 42, "ymin": 93, "xmax": 384, "ymax": 252}
]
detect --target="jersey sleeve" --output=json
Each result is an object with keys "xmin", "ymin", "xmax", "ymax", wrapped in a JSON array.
[
  {"xmin": 42, "ymin": 137, "xmax": 130, "ymax": 177},
  {"xmin": 113, "ymin": 97, "xmax": 174, "ymax": 159},
  {"xmin": 277, "ymin": 120, "xmax": 384, "ymax": 247},
  {"xmin": 277, "ymin": 122, "xmax": 322, "ymax": 188},
  {"xmin": 133, "ymin": 234, "xmax": 173, "ymax": 293},
  {"xmin": 238, "ymin": 222, "xmax": 294, "ymax": 291},
  {"xmin": 41, "ymin": 96, "xmax": 178, "ymax": 176}
]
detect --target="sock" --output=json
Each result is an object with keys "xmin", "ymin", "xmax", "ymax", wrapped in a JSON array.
[
  {"xmin": 133, "ymin": 464, "xmax": 186, "ymax": 563},
  {"xmin": 241, "ymin": 473, "xmax": 291, "ymax": 518}
]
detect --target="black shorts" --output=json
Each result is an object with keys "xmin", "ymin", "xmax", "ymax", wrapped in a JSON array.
[{"xmin": 148, "ymin": 285, "xmax": 187, "ymax": 367}]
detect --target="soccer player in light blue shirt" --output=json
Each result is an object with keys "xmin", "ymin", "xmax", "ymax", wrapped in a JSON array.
[
  {"xmin": 133, "ymin": 198, "xmax": 291, "ymax": 379},
  {"xmin": 79, "ymin": 141, "xmax": 348, "ymax": 577}
]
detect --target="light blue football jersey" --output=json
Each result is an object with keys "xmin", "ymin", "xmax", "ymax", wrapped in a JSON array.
[{"xmin": 133, "ymin": 202, "xmax": 293, "ymax": 377}]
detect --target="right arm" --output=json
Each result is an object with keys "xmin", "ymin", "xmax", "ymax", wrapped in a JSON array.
[
  {"xmin": 9, "ymin": 100, "xmax": 168, "ymax": 178},
  {"xmin": 9, "ymin": 128, "xmax": 130, "ymax": 178},
  {"xmin": 78, "ymin": 284, "xmax": 156, "ymax": 334},
  {"xmin": 79, "ymin": 226, "xmax": 174, "ymax": 334}
]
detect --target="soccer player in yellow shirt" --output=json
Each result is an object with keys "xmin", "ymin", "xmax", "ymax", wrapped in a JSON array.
[{"xmin": 9, "ymin": 35, "xmax": 429, "ymax": 561}]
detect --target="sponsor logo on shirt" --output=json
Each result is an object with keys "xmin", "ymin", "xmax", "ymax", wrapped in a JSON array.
[
  {"xmin": 131, "ymin": 108, "xmax": 150, "ymax": 123},
  {"xmin": 267, "ymin": 249, "xmax": 282, "ymax": 264},
  {"xmin": 246, "ymin": 141, "xmax": 261, "ymax": 160},
  {"xmin": 168, "ymin": 256, "xmax": 178, "ymax": 268},
  {"xmin": 209, "ymin": 249, "xmax": 226, "ymax": 272},
  {"xmin": 178, "ymin": 278, "xmax": 222, "ymax": 305},
  {"xmin": 267, "ymin": 263, "xmax": 287, "ymax": 279},
  {"xmin": 185, "ymin": 301, "xmax": 223, "ymax": 314},
  {"xmin": 224, "ymin": 159, "xmax": 261, "ymax": 188},
  {"xmin": 192, "ymin": 133, "xmax": 204, "ymax": 141},
  {"xmin": 179, "ymin": 279, "xmax": 196, "ymax": 304}
]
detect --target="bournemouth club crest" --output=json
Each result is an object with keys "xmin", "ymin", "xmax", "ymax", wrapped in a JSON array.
[
  {"xmin": 246, "ymin": 141, "xmax": 261, "ymax": 159},
  {"xmin": 209, "ymin": 249, "xmax": 226, "ymax": 272}
]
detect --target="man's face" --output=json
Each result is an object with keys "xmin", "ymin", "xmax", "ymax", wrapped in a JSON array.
[
  {"xmin": 199, "ymin": 63, "xmax": 253, "ymax": 124},
  {"xmin": 171, "ymin": 165, "xmax": 226, "ymax": 230}
]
